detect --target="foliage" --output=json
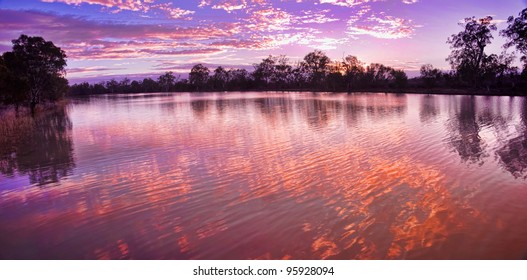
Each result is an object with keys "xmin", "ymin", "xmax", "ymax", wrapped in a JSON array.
[
  {"xmin": 189, "ymin": 64, "xmax": 210, "ymax": 91},
  {"xmin": 501, "ymin": 9, "xmax": 527, "ymax": 71},
  {"xmin": 1, "ymin": 34, "xmax": 68, "ymax": 113},
  {"xmin": 301, "ymin": 50, "xmax": 331, "ymax": 87},
  {"xmin": 420, "ymin": 64, "xmax": 443, "ymax": 88},
  {"xmin": 446, "ymin": 16, "xmax": 497, "ymax": 86}
]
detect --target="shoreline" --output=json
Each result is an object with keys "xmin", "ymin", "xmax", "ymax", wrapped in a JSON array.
[{"xmin": 67, "ymin": 88, "xmax": 526, "ymax": 97}]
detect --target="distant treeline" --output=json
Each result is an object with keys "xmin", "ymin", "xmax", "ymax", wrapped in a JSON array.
[
  {"xmin": 69, "ymin": 9, "xmax": 527, "ymax": 95},
  {"xmin": 69, "ymin": 53, "xmax": 413, "ymax": 95},
  {"xmin": 2, "ymin": 8, "xmax": 527, "ymax": 113},
  {"xmin": 68, "ymin": 54, "xmax": 524, "ymax": 96}
]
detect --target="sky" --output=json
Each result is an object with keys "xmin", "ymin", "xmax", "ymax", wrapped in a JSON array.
[{"xmin": 0, "ymin": 0, "xmax": 525, "ymax": 83}]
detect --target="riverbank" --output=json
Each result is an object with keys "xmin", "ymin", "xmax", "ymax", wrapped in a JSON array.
[{"xmin": 67, "ymin": 87, "xmax": 526, "ymax": 98}]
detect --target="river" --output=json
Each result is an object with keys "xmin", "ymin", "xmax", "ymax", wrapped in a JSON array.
[{"xmin": 1, "ymin": 92, "xmax": 527, "ymax": 259}]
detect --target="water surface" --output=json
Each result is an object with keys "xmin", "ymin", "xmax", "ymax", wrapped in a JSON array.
[{"xmin": 1, "ymin": 92, "xmax": 527, "ymax": 259}]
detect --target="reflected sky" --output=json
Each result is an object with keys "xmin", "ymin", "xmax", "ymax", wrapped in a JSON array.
[{"xmin": 1, "ymin": 92, "xmax": 527, "ymax": 259}]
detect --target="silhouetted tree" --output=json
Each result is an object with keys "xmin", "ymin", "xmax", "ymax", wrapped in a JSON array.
[
  {"xmin": 501, "ymin": 8, "xmax": 527, "ymax": 73},
  {"xmin": 481, "ymin": 51, "xmax": 517, "ymax": 89},
  {"xmin": 106, "ymin": 79, "xmax": 119, "ymax": 93},
  {"xmin": 274, "ymin": 56, "xmax": 293, "ymax": 89},
  {"xmin": 301, "ymin": 50, "xmax": 331, "ymax": 88},
  {"xmin": 2, "ymin": 35, "xmax": 67, "ymax": 115},
  {"xmin": 342, "ymin": 55, "xmax": 365, "ymax": 91},
  {"xmin": 227, "ymin": 68, "xmax": 250, "ymax": 90},
  {"xmin": 446, "ymin": 16, "xmax": 497, "ymax": 87},
  {"xmin": 364, "ymin": 63, "xmax": 393, "ymax": 87},
  {"xmin": 158, "ymin": 71, "xmax": 176, "ymax": 92},
  {"xmin": 142, "ymin": 78, "xmax": 159, "ymax": 92},
  {"xmin": 189, "ymin": 64, "xmax": 209, "ymax": 91},
  {"xmin": 419, "ymin": 64, "xmax": 442, "ymax": 88},
  {"xmin": 0, "ymin": 55, "xmax": 29, "ymax": 113},
  {"xmin": 253, "ymin": 55, "xmax": 277, "ymax": 88},
  {"xmin": 212, "ymin": 66, "xmax": 229, "ymax": 90},
  {"xmin": 390, "ymin": 69, "xmax": 408, "ymax": 89}
]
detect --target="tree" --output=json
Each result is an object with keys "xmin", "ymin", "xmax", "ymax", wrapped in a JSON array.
[
  {"xmin": 501, "ymin": 8, "xmax": 527, "ymax": 73},
  {"xmin": 227, "ymin": 68, "xmax": 250, "ymax": 90},
  {"xmin": 390, "ymin": 69, "xmax": 408, "ymax": 89},
  {"xmin": 301, "ymin": 50, "xmax": 331, "ymax": 87},
  {"xmin": 446, "ymin": 16, "xmax": 497, "ymax": 87},
  {"xmin": 253, "ymin": 55, "xmax": 277, "ymax": 87},
  {"xmin": 481, "ymin": 51, "xmax": 517, "ymax": 88},
  {"xmin": 0, "ymin": 56, "xmax": 29, "ymax": 113},
  {"xmin": 420, "ymin": 64, "xmax": 442, "ymax": 88},
  {"xmin": 158, "ymin": 71, "xmax": 176, "ymax": 92},
  {"xmin": 189, "ymin": 64, "xmax": 209, "ymax": 91},
  {"xmin": 364, "ymin": 63, "xmax": 393, "ymax": 87},
  {"xmin": 212, "ymin": 66, "xmax": 229, "ymax": 90},
  {"xmin": 342, "ymin": 55, "xmax": 364, "ymax": 91},
  {"xmin": 2, "ymin": 35, "xmax": 67, "ymax": 114},
  {"xmin": 106, "ymin": 79, "xmax": 119, "ymax": 93},
  {"xmin": 274, "ymin": 55, "xmax": 293, "ymax": 89}
]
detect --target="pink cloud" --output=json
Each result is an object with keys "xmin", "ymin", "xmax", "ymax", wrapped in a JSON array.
[
  {"xmin": 319, "ymin": 0, "xmax": 376, "ymax": 8},
  {"xmin": 41, "ymin": 0, "xmax": 196, "ymax": 19},
  {"xmin": 41, "ymin": 0, "xmax": 154, "ymax": 12},
  {"xmin": 151, "ymin": 3, "xmax": 195, "ymax": 19},
  {"xmin": 67, "ymin": 66, "xmax": 126, "ymax": 73},
  {"xmin": 295, "ymin": 9, "xmax": 340, "ymax": 24},
  {"xmin": 0, "ymin": 9, "xmax": 241, "ymax": 60},
  {"xmin": 198, "ymin": 0, "xmax": 268, "ymax": 12},
  {"xmin": 347, "ymin": 13, "xmax": 418, "ymax": 39},
  {"xmin": 245, "ymin": 7, "xmax": 293, "ymax": 31}
]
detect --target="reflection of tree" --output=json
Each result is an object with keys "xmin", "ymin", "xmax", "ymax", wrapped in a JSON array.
[
  {"xmin": 419, "ymin": 95, "xmax": 439, "ymax": 123},
  {"xmin": 253, "ymin": 97, "xmax": 292, "ymax": 126},
  {"xmin": 364, "ymin": 94, "xmax": 407, "ymax": 120},
  {"xmin": 496, "ymin": 98, "xmax": 527, "ymax": 179},
  {"xmin": 446, "ymin": 96, "xmax": 486, "ymax": 164},
  {"xmin": 0, "ymin": 106, "xmax": 75, "ymax": 185},
  {"xmin": 299, "ymin": 99, "xmax": 342, "ymax": 129},
  {"xmin": 190, "ymin": 99, "xmax": 210, "ymax": 119}
]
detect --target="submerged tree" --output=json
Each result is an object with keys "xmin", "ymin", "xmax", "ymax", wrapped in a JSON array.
[
  {"xmin": 446, "ymin": 16, "xmax": 497, "ymax": 87},
  {"xmin": 2, "ymin": 35, "xmax": 67, "ymax": 114},
  {"xmin": 501, "ymin": 8, "xmax": 527, "ymax": 73}
]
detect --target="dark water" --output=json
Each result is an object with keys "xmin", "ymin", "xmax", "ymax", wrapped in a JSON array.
[{"xmin": 1, "ymin": 92, "xmax": 527, "ymax": 259}]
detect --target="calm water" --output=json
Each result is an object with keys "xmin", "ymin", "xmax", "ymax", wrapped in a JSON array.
[{"xmin": 1, "ymin": 92, "xmax": 527, "ymax": 259}]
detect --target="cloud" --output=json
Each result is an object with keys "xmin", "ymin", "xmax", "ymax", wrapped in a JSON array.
[
  {"xmin": 245, "ymin": 7, "xmax": 293, "ymax": 32},
  {"xmin": 41, "ymin": 0, "xmax": 195, "ymax": 19},
  {"xmin": 295, "ymin": 9, "xmax": 340, "ymax": 24},
  {"xmin": 319, "ymin": 0, "xmax": 376, "ymax": 8},
  {"xmin": 151, "ymin": 3, "xmax": 195, "ymax": 19},
  {"xmin": 67, "ymin": 66, "xmax": 126, "ymax": 73},
  {"xmin": 198, "ymin": 0, "xmax": 267, "ymax": 12},
  {"xmin": 348, "ymin": 13, "xmax": 418, "ymax": 39},
  {"xmin": 41, "ymin": 0, "xmax": 154, "ymax": 12},
  {"xmin": 0, "ymin": 9, "xmax": 241, "ymax": 60}
]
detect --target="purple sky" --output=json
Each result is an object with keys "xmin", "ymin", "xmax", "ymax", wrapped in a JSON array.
[{"xmin": 0, "ymin": 0, "xmax": 525, "ymax": 83}]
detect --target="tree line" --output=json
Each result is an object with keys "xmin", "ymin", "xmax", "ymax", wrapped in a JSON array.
[
  {"xmin": 69, "ymin": 9, "xmax": 527, "ymax": 95},
  {"xmin": 1, "ymin": 9, "xmax": 527, "ymax": 111}
]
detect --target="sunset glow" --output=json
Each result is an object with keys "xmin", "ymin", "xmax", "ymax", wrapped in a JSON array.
[{"xmin": 0, "ymin": 0, "xmax": 524, "ymax": 82}]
